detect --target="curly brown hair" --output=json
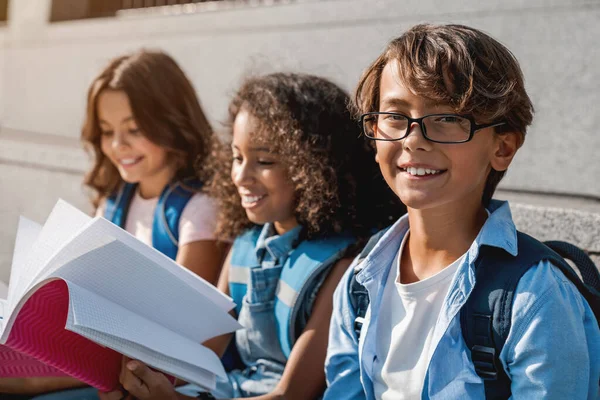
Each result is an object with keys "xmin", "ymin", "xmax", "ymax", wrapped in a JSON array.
[
  {"xmin": 208, "ymin": 73, "xmax": 405, "ymax": 241},
  {"xmin": 82, "ymin": 50, "xmax": 213, "ymax": 209},
  {"xmin": 354, "ymin": 24, "xmax": 534, "ymax": 206}
]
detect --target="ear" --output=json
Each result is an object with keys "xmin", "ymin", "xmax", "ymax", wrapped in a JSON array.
[{"xmin": 489, "ymin": 131, "xmax": 522, "ymax": 172}]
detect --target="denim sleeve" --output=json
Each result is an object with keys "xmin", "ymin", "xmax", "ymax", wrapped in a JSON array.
[
  {"xmin": 323, "ymin": 263, "xmax": 366, "ymax": 400},
  {"xmin": 503, "ymin": 260, "xmax": 600, "ymax": 400}
]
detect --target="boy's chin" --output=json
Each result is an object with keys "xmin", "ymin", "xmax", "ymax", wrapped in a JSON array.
[
  {"xmin": 401, "ymin": 193, "xmax": 484, "ymax": 213},
  {"xmin": 402, "ymin": 202, "xmax": 432, "ymax": 211},
  {"xmin": 398, "ymin": 195, "xmax": 444, "ymax": 211}
]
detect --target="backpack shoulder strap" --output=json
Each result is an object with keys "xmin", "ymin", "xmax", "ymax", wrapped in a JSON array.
[
  {"xmin": 152, "ymin": 179, "xmax": 202, "ymax": 260},
  {"xmin": 349, "ymin": 264, "xmax": 370, "ymax": 339},
  {"xmin": 460, "ymin": 232, "xmax": 557, "ymax": 399},
  {"xmin": 544, "ymin": 240, "xmax": 600, "ymax": 289},
  {"xmin": 349, "ymin": 227, "xmax": 390, "ymax": 339},
  {"xmin": 104, "ymin": 183, "xmax": 137, "ymax": 228},
  {"xmin": 543, "ymin": 241, "xmax": 600, "ymax": 322},
  {"xmin": 461, "ymin": 232, "xmax": 600, "ymax": 399}
]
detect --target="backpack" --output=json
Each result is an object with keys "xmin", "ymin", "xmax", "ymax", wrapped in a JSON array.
[
  {"xmin": 104, "ymin": 179, "xmax": 203, "ymax": 260},
  {"xmin": 349, "ymin": 229, "xmax": 600, "ymax": 399}
]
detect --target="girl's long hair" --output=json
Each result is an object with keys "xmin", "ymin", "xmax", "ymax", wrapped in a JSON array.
[{"xmin": 82, "ymin": 50, "xmax": 213, "ymax": 209}]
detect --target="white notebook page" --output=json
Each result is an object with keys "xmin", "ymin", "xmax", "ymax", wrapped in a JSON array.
[
  {"xmin": 65, "ymin": 281, "xmax": 224, "ymax": 389},
  {"xmin": 32, "ymin": 220, "xmax": 241, "ymax": 342},
  {"xmin": 7, "ymin": 217, "xmax": 42, "ymax": 306},
  {"xmin": 10, "ymin": 200, "xmax": 91, "ymax": 313}
]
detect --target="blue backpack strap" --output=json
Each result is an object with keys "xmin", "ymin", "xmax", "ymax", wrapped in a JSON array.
[
  {"xmin": 275, "ymin": 234, "xmax": 356, "ymax": 358},
  {"xmin": 104, "ymin": 183, "xmax": 137, "ymax": 227},
  {"xmin": 228, "ymin": 227, "xmax": 262, "ymax": 315},
  {"xmin": 349, "ymin": 227, "xmax": 390, "ymax": 340},
  {"xmin": 223, "ymin": 226, "xmax": 262, "ymax": 372},
  {"xmin": 461, "ymin": 232, "xmax": 600, "ymax": 399},
  {"xmin": 151, "ymin": 179, "xmax": 202, "ymax": 260}
]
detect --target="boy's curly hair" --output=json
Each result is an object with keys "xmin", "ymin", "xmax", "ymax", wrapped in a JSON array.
[{"xmin": 207, "ymin": 73, "xmax": 405, "ymax": 241}]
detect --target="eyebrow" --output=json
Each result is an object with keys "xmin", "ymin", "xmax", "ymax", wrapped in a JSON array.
[
  {"xmin": 231, "ymin": 144, "xmax": 273, "ymax": 153},
  {"xmin": 380, "ymin": 97, "xmax": 411, "ymax": 109}
]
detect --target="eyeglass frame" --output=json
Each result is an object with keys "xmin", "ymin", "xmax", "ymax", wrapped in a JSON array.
[{"xmin": 359, "ymin": 112, "xmax": 507, "ymax": 144}]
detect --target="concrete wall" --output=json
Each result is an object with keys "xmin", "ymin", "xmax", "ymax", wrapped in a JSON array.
[
  {"xmin": 0, "ymin": 0, "xmax": 599, "ymax": 282},
  {"xmin": 0, "ymin": 161, "xmax": 88, "ymax": 284},
  {"xmin": 0, "ymin": 28, "xmax": 5, "ymax": 126},
  {"xmin": 2, "ymin": 0, "xmax": 599, "ymax": 195}
]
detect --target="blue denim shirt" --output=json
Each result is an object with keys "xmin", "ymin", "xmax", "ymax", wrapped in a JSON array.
[{"xmin": 324, "ymin": 200, "xmax": 600, "ymax": 400}]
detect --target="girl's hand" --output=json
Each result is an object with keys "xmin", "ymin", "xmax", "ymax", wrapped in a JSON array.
[
  {"xmin": 98, "ymin": 356, "xmax": 180, "ymax": 400},
  {"xmin": 98, "ymin": 389, "xmax": 128, "ymax": 400},
  {"xmin": 117, "ymin": 357, "xmax": 179, "ymax": 400}
]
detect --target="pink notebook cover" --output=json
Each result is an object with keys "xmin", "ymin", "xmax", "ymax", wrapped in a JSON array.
[
  {"xmin": 0, "ymin": 346, "xmax": 65, "ymax": 377},
  {"xmin": 0, "ymin": 280, "xmax": 122, "ymax": 391}
]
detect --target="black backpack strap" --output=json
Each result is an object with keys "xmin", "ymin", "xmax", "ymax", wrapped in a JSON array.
[
  {"xmin": 542, "ymin": 241, "xmax": 600, "ymax": 323},
  {"xmin": 462, "ymin": 232, "xmax": 600, "ymax": 399},
  {"xmin": 348, "ymin": 228, "xmax": 390, "ymax": 339},
  {"xmin": 460, "ymin": 240, "xmax": 534, "ymax": 400},
  {"xmin": 349, "ymin": 264, "xmax": 370, "ymax": 339},
  {"xmin": 544, "ymin": 240, "xmax": 600, "ymax": 289}
]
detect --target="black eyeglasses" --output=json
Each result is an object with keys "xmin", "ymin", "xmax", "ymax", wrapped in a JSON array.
[{"xmin": 360, "ymin": 112, "xmax": 507, "ymax": 144}]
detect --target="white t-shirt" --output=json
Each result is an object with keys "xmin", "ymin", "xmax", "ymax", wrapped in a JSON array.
[
  {"xmin": 96, "ymin": 189, "xmax": 218, "ymax": 247},
  {"xmin": 371, "ymin": 231, "xmax": 464, "ymax": 400}
]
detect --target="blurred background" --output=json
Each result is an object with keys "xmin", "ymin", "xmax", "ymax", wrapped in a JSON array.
[{"xmin": 0, "ymin": 0, "xmax": 599, "ymax": 287}]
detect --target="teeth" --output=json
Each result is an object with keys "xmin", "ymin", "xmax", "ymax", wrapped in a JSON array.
[
  {"xmin": 405, "ymin": 167, "xmax": 441, "ymax": 176},
  {"xmin": 241, "ymin": 195, "xmax": 265, "ymax": 203},
  {"xmin": 120, "ymin": 158, "xmax": 139, "ymax": 165}
]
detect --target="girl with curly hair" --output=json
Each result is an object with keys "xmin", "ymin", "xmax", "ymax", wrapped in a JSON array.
[{"xmin": 100, "ymin": 72, "xmax": 405, "ymax": 400}]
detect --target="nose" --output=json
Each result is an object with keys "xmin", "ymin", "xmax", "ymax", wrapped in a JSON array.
[
  {"xmin": 402, "ymin": 122, "xmax": 432, "ymax": 152},
  {"xmin": 232, "ymin": 160, "xmax": 254, "ymax": 187},
  {"xmin": 110, "ymin": 130, "xmax": 129, "ymax": 150}
]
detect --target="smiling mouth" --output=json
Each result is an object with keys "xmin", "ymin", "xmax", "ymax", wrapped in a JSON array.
[
  {"xmin": 400, "ymin": 166, "xmax": 446, "ymax": 177},
  {"xmin": 119, "ymin": 157, "xmax": 143, "ymax": 167},
  {"xmin": 240, "ymin": 194, "xmax": 267, "ymax": 208}
]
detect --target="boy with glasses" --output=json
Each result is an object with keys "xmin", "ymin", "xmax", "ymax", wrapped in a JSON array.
[{"xmin": 324, "ymin": 24, "xmax": 599, "ymax": 399}]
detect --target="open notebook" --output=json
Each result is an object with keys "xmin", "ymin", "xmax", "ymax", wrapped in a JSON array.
[{"xmin": 0, "ymin": 200, "xmax": 241, "ymax": 392}]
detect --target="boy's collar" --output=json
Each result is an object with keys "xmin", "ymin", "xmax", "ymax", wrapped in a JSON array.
[
  {"xmin": 358, "ymin": 200, "xmax": 519, "ymax": 280},
  {"xmin": 474, "ymin": 200, "xmax": 518, "ymax": 256},
  {"xmin": 357, "ymin": 215, "xmax": 410, "ymax": 281}
]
